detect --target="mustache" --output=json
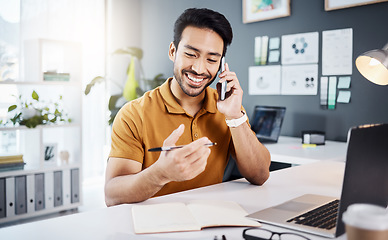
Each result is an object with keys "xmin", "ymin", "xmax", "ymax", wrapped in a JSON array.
[{"xmin": 182, "ymin": 69, "xmax": 212, "ymax": 79}]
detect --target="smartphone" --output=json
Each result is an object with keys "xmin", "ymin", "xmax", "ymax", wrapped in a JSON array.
[{"xmin": 220, "ymin": 57, "xmax": 227, "ymax": 101}]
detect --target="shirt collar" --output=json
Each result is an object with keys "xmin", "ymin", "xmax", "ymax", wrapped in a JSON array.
[{"xmin": 159, "ymin": 78, "xmax": 217, "ymax": 115}]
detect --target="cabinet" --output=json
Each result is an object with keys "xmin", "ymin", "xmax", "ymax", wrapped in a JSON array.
[
  {"xmin": 0, "ymin": 167, "xmax": 81, "ymax": 224},
  {"xmin": 0, "ymin": 39, "xmax": 82, "ymax": 225}
]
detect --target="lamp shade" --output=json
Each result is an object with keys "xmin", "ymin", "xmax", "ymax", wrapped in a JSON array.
[{"xmin": 355, "ymin": 43, "xmax": 388, "ymax": 85}]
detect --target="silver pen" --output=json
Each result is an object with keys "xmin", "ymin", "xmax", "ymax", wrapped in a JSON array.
[{"xmin": 148, "ymin": 142, "xmax": 216, "ymax": 152}]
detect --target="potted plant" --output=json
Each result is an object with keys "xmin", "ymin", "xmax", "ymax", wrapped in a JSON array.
[
  {"xmin": 6, "ymin": 90, "xmax": 71, "ymax": 128},
  {"xmin": 84, "ymin": 47, "xmax": 165, "ymax": 125}
]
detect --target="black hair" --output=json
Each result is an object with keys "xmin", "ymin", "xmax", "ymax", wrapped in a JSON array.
[{"xmin": 173, "ymin": 8, "xmax": 233, "ymax": 56}]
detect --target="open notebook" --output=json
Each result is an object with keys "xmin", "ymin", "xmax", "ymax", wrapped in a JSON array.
[
  {"xmin": 247, "ymin": 123, "xmax": 388, "ymax": 238},
  {"xmin": 132, "ymin": 200, "xmax": 260, "ymax": 234}
]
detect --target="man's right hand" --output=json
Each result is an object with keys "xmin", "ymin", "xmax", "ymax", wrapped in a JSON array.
[
  {"xmin": 153, "ymin": 124, "xmax": 212, "ymax": 184},
  {"xmin": 105, "ymin": 124, "xmax": 212, "ymax": 205}
]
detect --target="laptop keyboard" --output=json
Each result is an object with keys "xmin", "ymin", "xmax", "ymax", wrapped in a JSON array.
[{"xmin": 286, "ymin": 199, "xmax": 339, "ymax": 230}]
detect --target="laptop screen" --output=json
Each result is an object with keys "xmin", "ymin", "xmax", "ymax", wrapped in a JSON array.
[
  {"xmin": 335, "ymin": 123, "xmax": 388, "ymax": 236},
  {"xmin": 251, "ymin": 106, "xmax": 286, "ymax": 143}
]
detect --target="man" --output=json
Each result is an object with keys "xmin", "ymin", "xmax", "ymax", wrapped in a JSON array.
[{"xmin": 105, "ymin": 8, "xmax": 271, "ymax": 206}]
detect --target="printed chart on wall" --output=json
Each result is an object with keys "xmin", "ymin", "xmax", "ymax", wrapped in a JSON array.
[
  {"xmin": 249, "ymin": 65, "xmax": 281, "ymax": 95},
  {"xmin": 322, "ymin": 28, "xmax": 353, "ymax": 76},
  {"xmin": 281, "ymin": 32, "xmax": 319, "ymax": 65},
  {"xmin": 281, "ymin": 64, "xmax": 318, "ymax": 95}
]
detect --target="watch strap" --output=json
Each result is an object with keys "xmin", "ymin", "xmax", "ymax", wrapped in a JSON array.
[{"xmin": 225, "ymin": 111, "xmax": 248, "ymax": 128}]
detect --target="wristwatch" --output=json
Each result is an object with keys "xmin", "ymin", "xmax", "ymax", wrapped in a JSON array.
[{"xmin": 225, "ymin": 111, "xmax": 248, "ymax": 128}]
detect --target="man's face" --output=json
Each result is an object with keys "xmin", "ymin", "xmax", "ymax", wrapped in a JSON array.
[{"xmin": 169, "ymin": 26, "xmax": 224, "ymax": 97}]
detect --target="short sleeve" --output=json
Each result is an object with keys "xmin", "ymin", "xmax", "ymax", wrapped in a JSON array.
[{"xmin": 109, "ymin": 101, "xmax": 144, "ymax": 163}]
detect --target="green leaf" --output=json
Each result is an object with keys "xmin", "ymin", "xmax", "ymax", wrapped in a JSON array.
[
  {"xmin": 32, "ymin": 90, "xmax": 39, "ymax": 101},
  {"xmin": 10, "ymin": 113, "xmax": 22, "ymax": 125},
  {"xmin": 84, "ymin": 76, "xmax": 105, "ymax": 95},
  {"xmin": 8, "ymin": 105, "xmax": 17, "ymax": 112},
  {"xmin": 108, "ymin": 108, "xmax": 120, "ymax": 125},
  {"xmin": 112, "ymin": 47, "xmax": 143, "ymax": 60},
  {"xmin": 151, "ymin": 73, "xmax": 165, "ymax": 89},
  {"xmin": 108, "ymin": 94, "xmax": 123, "ymax": 111},
  {"xmin": 136, "ymin": 86, "xmax": 144, "ymax": 97}
]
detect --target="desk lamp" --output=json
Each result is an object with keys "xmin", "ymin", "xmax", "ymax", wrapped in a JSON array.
[{"xmin": 355, "ymin": 42, "xmax": 388, "ymax": 85}]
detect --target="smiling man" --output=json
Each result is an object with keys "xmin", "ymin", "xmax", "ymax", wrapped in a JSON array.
[{"xmin": 104, "ymin": 8, "xmax": 271, "ymax": 206}]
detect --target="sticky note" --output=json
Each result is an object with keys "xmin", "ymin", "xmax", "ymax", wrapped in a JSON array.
[
  {"xmin": 337, "ymin": 90, "xmax": 351, "ymax": 103},
  {"xmin": 338, "ymin": 76, "xmax": 351, "ymax": 89},
  {"xmin": 268, "ymin": 50, "xmax": 280, "ymax": 63},
  {"xmin": 269, "ymin": 37, "xmax": 280, "ymax": 50}
]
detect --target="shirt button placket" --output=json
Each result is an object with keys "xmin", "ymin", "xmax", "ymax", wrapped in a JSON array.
[{"xmin": 192, "ymin": 119, "xmax": 199, "ymax": 140}]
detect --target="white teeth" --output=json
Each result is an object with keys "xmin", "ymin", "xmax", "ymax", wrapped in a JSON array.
[{"xmin": 187, "ymin": 74, "xmax": 204, "ymax": 83}]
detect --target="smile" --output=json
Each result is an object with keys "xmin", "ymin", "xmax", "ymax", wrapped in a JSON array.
[{"xmin": 186, "ymin": 73, "xmax": 205, "ymax": 83}]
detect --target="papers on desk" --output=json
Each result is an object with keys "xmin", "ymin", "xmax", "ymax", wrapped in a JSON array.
[{"xmin": 132, "ymin": 200, "xmax": 260, "ymax": 234}]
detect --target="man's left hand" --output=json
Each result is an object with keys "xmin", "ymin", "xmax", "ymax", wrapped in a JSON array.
[{"xmin": 216, "ymin": 62, "xmax": 243, "ymax": 119}]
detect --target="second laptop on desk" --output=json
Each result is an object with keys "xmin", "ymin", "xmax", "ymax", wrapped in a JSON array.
[
  {"xmin": 251, "ymin": 105, "xmax": 286, "ymax": 143},
  {"xmin": 247, "ymin": 123, "xmax": 388, "ymax": 238}
]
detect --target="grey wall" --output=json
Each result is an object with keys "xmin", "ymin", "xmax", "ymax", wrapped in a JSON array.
[{"xmin": 134, "ymin": 0, "xmax": 388, "ymax": 141}]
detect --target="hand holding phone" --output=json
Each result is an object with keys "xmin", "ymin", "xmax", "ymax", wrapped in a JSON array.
[{"xmin": 220, "ymin": 57, "xmax": 227, "ymax": 101}]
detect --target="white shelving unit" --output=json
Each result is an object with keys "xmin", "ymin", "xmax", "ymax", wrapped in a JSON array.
[{"xmin": 0, "ymin": 39, "xmax": 83, "ymax": 225}]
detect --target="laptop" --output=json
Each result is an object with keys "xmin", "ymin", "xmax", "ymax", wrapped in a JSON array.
[
  {"xmin": 251, "ymin": 106, "xmax": 286, "ymax": 143},
  {"xmin": 247, "ymin": 123, "xmax": 388, "ymax": 238}
]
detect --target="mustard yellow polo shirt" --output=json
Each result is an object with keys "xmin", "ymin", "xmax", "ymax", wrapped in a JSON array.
[{"xmin": 110, "ymin": 78, "xmax": 239, "ymax": 197}]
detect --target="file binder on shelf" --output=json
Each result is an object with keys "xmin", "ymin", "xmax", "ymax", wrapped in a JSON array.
[
  {"xmin": 34, "ymin": 173, "xmax": 45, "ymax": 211},
  {"xmin": 0, "ymin": 178, "xmax": 6, "ymax": 218},
  {"xmin": 53, "ymin": 171, "xmax": 63, "ymax": 207},
  {"xmin": 26, "ymin": 174, "xmax": 35, "ymax": 214},
  {"xmin": 5, "ymin": 177, "xmax": 15, "ymax": 217},
  {"xmin": 15, "ymin": 176, "xmax": 27, "ymax": 215},
  {"xmin": 71, "ymin": 168, "xmax": 80, "ymax": 203},
  {"xmin": 63, "ymin": 169, "xmax": 71, "ymax": 206},
  {"xmin": 44, "ymin": 172, "xmax": 54, "ymax": 210}
]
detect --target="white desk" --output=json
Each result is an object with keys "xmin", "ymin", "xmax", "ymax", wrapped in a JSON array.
[
  {"xmin": 0, "ymin": 161, "xmax": 347, "ymax": 240},
  {"xmin": 265, "ymin": 136, "xmax": 347, "ymax": 165}
]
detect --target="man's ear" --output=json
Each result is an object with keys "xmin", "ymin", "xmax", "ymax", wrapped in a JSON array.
[{"xmin": 168, "ymin": 42, "xmax": 176, "ymax": 62}]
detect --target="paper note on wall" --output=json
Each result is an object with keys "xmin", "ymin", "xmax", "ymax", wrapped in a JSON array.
[
  {"xmin": 260, "ymin": 36, "xmax": 269, "ymax": 65},
  {"xmin": 320, "ymin": 77, "xmax": 328, "ymax": 107},
  {"xmin": 281, "ymin": 32, "xmax": 319, "ymax": 65},
  {"xmin": 268, "ymin": 50, "xmax": 280, "ymax": 63},
  {"xmin": 322, "ymin": 28, "xmax": 353, "ymax": 75},
  {"xmin": 254, "ymin": 36, "xmax": 269, "ymax": 65},
  {"xmin": 337, "ymin": 90, "xmax": 351, "ymax": 103},
  {"xmin": 254, "ymin": 36, "xmax": 262, "ymax": 65},
  {"xmin": 281, "ymin": 64, "xmax": 318, "ymax": 95},
  {"xmin": 249, "ymin": 65, "xmax": 281, "ymax": 95},
  {"xmin": 328, "ymin": 77, "xmax": 337, "ymax": 109},
  {"xmin": 269, "ymin": 37, "xmax": 280, "ymax": 50},
  {"xmin": 337, "ymin": 76, "xmax": 351, "ymax": 89}
]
